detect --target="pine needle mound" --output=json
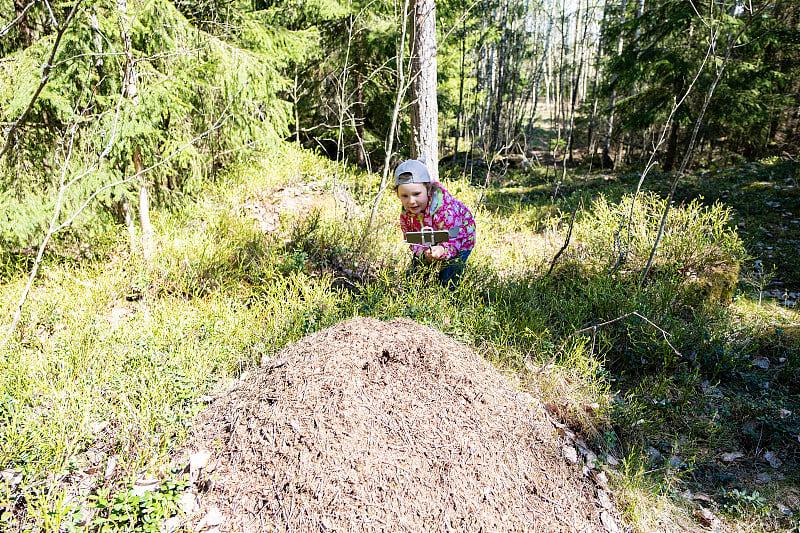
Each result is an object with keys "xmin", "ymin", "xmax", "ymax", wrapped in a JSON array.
[{"xmin": 186, "ymin": 317, "xmax": 608, "ymax": 532}]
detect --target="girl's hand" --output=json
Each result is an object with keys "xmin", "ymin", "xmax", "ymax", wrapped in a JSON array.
[{"xmin": 424, "ymin": 245, "xmax": 446, "ymax": 261}]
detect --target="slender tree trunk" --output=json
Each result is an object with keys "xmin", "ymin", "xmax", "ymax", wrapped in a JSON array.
[
  {"xmin": 365, "ymin": 0, "xmax": 410, "ymax": 237},
  {"xmin": 409, "ymin": 0, "xmax": 439, "ymax": 179},
  {"xmin": 134, "ymin": 145, "xmax": 153, "ymax": 258},
  {"xmin": 118, "ymin": 0, "xmax": 153, "ymax": 259},
  {"xmin": 567, "ymin": 0, "xmax": 586, "ymax": 165},
  {"xmin": 663, "ymin": 119, "xmax": 679, "ymax": 171},
  {"xmin": 453, "ymin": 8, "xmax": 467, "ymax": 160},
  {"xmin": 604, "ymin": 0, "xmax": 628, "ymax": 169},
  {"xmin": 491, "ymin": 0, "xmax": 509, "ymax": 152},
  {"xmin": 293, "ymin": 65, "xmax": 301, "ymax": 148},
  {"xmin": 13, "ymin": 0, "xmax": 33, "ymax": 47},
  {"xmin": 554, "ymin": 0, "xmax": 567, "ymax": 164},
  {"xmin": 90, "ymin": 8, "xmax": 104, "ymax": 74},
  {"xmin": 355, "ymin": 72, "xmax": 367, "ymax": 167},
  {"xmin": 525, "ymin": 12, "xmax": 553, "ymax": 153},
  {"xmin": 617, "ymin": 0, "xmax": 645, "ymax": 165},
  {"xmin": 587, "ymin": 0, "xmax": 609, "ymax": 158}
]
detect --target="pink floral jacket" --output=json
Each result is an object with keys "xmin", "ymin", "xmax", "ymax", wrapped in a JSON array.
[{"xmin": 399, "ymin": 184, "xmax": 476, "ymax": 259}]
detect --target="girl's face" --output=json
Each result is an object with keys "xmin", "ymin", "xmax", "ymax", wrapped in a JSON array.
[{"xmin": 396, "ymin": 182, "xmax": 429, "ymax": 215}]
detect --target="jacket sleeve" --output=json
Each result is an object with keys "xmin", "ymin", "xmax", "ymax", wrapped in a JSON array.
[
  {"xmin": 399, "ymin": 213, "xmax": 425, "ymax": 256},
  {"xmin": 436, "ymin": 200, "xmax": 476, "ymax": 260}
]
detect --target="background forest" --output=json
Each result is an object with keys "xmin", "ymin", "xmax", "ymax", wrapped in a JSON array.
[{"xmin": 1, "ymin": 0, "xmax": 799, "ymax": 531}]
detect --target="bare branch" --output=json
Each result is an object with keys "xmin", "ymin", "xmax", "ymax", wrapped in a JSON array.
[
  {"xmin": 0, "ymin": 0, "xmax": 38, "ymax": 37},
  {"xmin": 639, "ymin": 5, "xmax": 761, "ymax": 287},
  {"xmin": 610, "ymin": 31, "xmax": 718, "ymax": 273},
  {"xmin": 362, "ymin": 0, "xmax": 412, "ymax": 244},
  {"xmin": 546, "ymin": 201, "xmax": 581, "ymax": 277},
  {"xmin": 539, "ymin": 311, "xmax": 681, "ymax": 373}
]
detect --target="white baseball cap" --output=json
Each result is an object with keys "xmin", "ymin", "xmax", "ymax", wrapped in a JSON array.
[{"xmin": 393, "ymin": 157, "xmax": 431, "ymax": 186}]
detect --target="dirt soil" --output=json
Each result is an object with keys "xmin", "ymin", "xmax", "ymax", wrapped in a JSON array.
[
  {"xmin": 181, "ymin": 317, "xmax": 618, "ymax": 532},
  {"xmin": 241, "ymin": 182, "xmax": 335, "ymax": 233}
]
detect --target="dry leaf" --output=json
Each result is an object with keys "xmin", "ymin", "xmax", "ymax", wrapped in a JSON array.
[
  {"xmin": 0, "ymin": 469, "xmax": 22, "ymax": 488},
  {"xmin": 597, "ymin": 489, "xmax": 613, "ymax": 510},
  {"xmin": 693, "ymin": 508, "xmax": 718, "ymax": 527},
  {"xmin": 197, "ymin": 506, "xmax": 224, "ymax": 529},
  {"xmin": 104, "ymin": 455, "xmax": 118, "ymax": 479},
  {"xmin": 190, "ymin": 450, "xmax": 212, "ymax": 474},
  {"xmin": 89, "ymin": 421, "xmax": 109, "ymax": 434},
  {"xmin": 133, "ymin": 478, "xmax": 160, "ymax": 497},
  {"xmin": 692, "ymin": 492, "xmax": 713, "ymax": 503},
  {"xmin": 765, "ymin": 451, "xmax": 783, "ymax": 468},
  {"xmin": 721, "ymin": 451, "xmax": 744, "ymax": 462},
  {"xmin": 178, "ymin": 491, "xmax": 198, "ymax": 514}
]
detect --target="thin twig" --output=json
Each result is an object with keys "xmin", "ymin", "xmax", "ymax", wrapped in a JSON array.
[
  {"xmin": 546, "ymin": 200, "xmax": 581, "ymax": 277},
  {"xmin": 638, "ymin": 4, "xmax": 760, "ymax": 288},
  {"xmin": 0, "ymin": 0, "xmax": 38, "ymax": 37},
  {"xmin": 610, "ymin": 34, "xmax": 716, "ymax": 273},
  {"xmin": 538, "ymin": 311, "xmax": 681, "ymax": 373}
]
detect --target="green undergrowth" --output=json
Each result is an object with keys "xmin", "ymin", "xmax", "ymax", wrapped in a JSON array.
[{"xmin": 0, "ymin": 145, "xmax": 798, "ymax": 532}]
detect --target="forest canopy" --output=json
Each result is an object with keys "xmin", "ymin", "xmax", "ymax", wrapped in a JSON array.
[{"xmin": 1, "ymin": 0, "xmax": 798, "ymax": 252}]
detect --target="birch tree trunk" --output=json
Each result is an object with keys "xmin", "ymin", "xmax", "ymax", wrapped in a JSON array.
[
  {"xmin": 491, "ymin": 0, "xmax": 509, "ymax": 152},
  {"xmin": 525, "ymin": 12, "xmax": 553, "ymax": 152},
  {"xmin": 409, "ymin": 0, "xmax": 439, "ymax": 180},
  {"xmin": 567, "ymin": 0, "xmax": 585, "ymax": 165}
]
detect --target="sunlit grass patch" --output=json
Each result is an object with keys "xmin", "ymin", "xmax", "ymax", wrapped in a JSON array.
[{"xmin": 1, "ymin": 147, "xmax": 798, "ymax": 531}]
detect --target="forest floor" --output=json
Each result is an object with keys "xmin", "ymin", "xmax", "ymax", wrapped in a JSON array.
[
  {"xmin": 443, "ymin": 152, "xmax": 800, "ymax": 531},
  {"xmin": 0, "ymin": 146, "xmax": 799, "ymax": 532}
]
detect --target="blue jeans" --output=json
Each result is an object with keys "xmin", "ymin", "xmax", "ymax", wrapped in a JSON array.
[{"xmin": 409, "ymin": 250, "xmax": 471, "ymax": 290}]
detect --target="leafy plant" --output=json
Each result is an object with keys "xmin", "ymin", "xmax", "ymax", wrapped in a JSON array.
[
  {"xmin": 87, "ymin": 475, "xmax": 187, "ymax": 532},
  {"xmin": 720, "ymin": 488, "xmax": 769, "ymax": 518}
]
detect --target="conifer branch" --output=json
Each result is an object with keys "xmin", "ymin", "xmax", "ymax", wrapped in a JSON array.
[
  {"xmin": 1, "ymin": 81, "xmax": 242, "ymax": 349},
  {"xmin": 0, "ymin": 0, "xmax": 84, "ymax": 161}
]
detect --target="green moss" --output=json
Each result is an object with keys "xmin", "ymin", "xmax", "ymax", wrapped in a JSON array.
[{"xmin": 682, "ymin": 262, "xmax": 741, "ymax": 306}]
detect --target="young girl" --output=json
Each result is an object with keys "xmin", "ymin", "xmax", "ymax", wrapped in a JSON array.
[{"xmin": 393, "ymin": 158, "xmax": 476, "ymax": 289}]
